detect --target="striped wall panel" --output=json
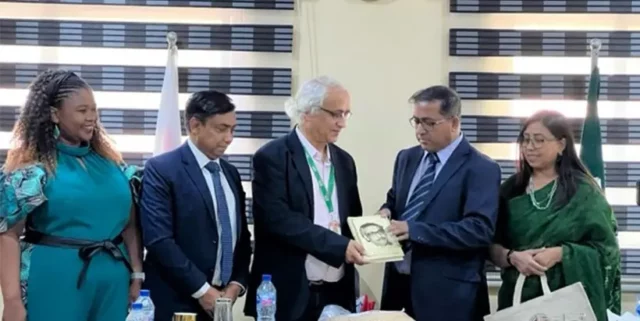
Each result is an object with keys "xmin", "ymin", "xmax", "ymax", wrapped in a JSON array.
[
  {"xmin": 0, "ymin": 19, "xmax": 293, "ymax": 52},
  {"xmin": 0, "ymin": 106, "xmax": 290, "ymax": 138},
  {"xmin": 450, "ymin": 72, "xmax": 640, "ymax": 101},
  {"xmin": 450, "ymin": 29, "xmax": 640, "ymax": 57},
  {"xmin": 495, "ymin": 159, "xmax": 640, "ymax": 189},
  {"xmin": 1, "ymin": 0, "xmax": 295, "ymax": 10},
  {"xmin": 0, "ymin": 151, "xmax": 258, "ymax": 181},
  {"xmin": 488, "ymin": 249, "xmax": 640, "ymax": 276},
  {"xmin": 450, "ymin": 0, "xmax": 640, "ymax": 13},
  {"xmin": 461, "ymin": 116, "xmax": 640, "ymax": 145},
  {"xmin": 0, "ymin": 149, "xmax": 255, "ymax": 224},
  {"xmin": 449, "ymin": 0, "xmax": 640, "ymax": 287},
  {"xmin": 0, "ymin": 63, "xmax": 292, "ymax": 96},
  {"xmin": 0, "ymin": 1, "xmax": 294, "ymax": 233}
]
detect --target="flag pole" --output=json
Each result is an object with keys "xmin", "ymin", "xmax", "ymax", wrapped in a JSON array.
[
  {"xmin": 582, "ymin": 38, "xmax": 604, "ymax": 189},
  {"xmin": 152, "ymin": 31, "xmax": 182, "ymax": 156},
  {"xmin": 590, "ymin": 38, "xmax": 601, "ymax": 70},
  {"xmin": 167, "ymin": 31, "xmax": 177, "ymax": 50}
]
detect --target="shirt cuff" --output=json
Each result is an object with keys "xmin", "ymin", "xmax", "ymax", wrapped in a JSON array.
[
  {"xmin": 229, "ymin": 281, "xmax": 246, "ymax": 296},
  {"xmin": 192, "ymin": 282, "xmax": 211, "ymax": 299}
]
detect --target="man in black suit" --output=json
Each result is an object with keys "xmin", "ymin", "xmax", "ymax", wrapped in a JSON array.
[
  {"xmin": 380, "ymin": 86, "xmax": 499, "ymax": 321},
  {"xmin": 140, "ymin": 90, "xmax": 252, "ymax": 321},
  {"xmin": 244, "ymin": 76, "xmax": 367, "ymax": 321}
]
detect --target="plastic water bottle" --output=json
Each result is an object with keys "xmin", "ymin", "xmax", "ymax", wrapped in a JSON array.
[
  {"xmin": 126, "ymin": 303, "xmax": 144, "ymax": 321},
  {"xmin": 256, "ymin": 274, "xmax": 276, "ymax": 321},
  {"xmin": 136, "ymin": 289, "xmax": 155, "ymax": 321}
]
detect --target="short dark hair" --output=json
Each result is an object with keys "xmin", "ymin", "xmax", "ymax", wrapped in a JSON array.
[
  {"xmin": 360, "ymin": 223, "xmax": 384, "ymax": 232},
  {"xmin": 184, "ymin": 90, "xmax": 236, "ymax": 132},
  {"xmin": 409, "ymin": 85, "xmax": 461, "ymax": 117}
]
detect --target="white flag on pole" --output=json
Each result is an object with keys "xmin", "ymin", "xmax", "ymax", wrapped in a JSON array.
[{"xmin": 153, "ymin": 33, "xmax": 182, "ymax": 156}]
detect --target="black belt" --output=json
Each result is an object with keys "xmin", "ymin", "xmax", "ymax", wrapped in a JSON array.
[
  {"xmin": 308, "ymin": 280, "xmax": 340, "ymax": 291},
  {"xmin": 23, "ymin": 227, "xmax": 132, "ymax": 288}
]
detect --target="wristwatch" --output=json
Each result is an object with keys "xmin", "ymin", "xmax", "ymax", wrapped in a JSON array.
[
  {"xmin": 506, "ymin": 249, "xmax": 514, "ymax": 266},
  {"xmin": 131, "ymin": 272, "xmax": 145, "ymax": 281}
]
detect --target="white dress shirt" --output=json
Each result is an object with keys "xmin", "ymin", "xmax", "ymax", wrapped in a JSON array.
[
  {"xmin": 406, "ymin": 133, "xmax": 465, "ymax": 201},
  {"xmin": 395, "ymin": 133, "xmax": 465, "ymax": 275},
  {"xmin": 296, "ymin": 128, "xmax": 345, "ymax": 282},
  {"xmin": 187, "ymin": 139, "xmax": 241, "ymax": 298}
]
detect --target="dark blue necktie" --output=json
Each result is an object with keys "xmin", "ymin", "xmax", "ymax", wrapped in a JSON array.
[
  {"xmin": 204, "ymin": 162, "xmax": 233, "ymax": 285},
  {"xmin": 401, "ymin": 153, "xmax": 439, "ymax": 222},
  {"xmin": 396, "ymin": 153, "xmax": 439, "ymax": 274}
]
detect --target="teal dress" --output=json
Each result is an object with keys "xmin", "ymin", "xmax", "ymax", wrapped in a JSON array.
[{"xmin": 0, "ymin": 142, "xmax": 141, "ymax": 321}]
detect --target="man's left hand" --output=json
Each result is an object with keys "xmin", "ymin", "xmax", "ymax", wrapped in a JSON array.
[
  {"xmin": 129, "ymin": 279, "xmax": 142, "ymax": 304},
  {"xmin": 222, "ymin": 283, "xmax": 243, "ymax": 303},
  {"xmin": 388, "ymin": 220, "xmax": 409, "ymax": 241}
]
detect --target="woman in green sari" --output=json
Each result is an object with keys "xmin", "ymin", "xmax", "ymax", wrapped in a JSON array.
[{"xmin": 489, "ymin": 110, "xmax": 621, "ymax": 321}]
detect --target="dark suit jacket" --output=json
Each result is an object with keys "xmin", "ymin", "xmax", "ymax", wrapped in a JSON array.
[
  {"xmin": 381, "ymin": 138, "xmax": 501, "ymax": 321},
  {"xmin": 244, "ymin": 130, "xmax": 363, "ymax": 321},
  {"xmin": 139, "ymin": 143, "xmax": 252, "ymax": 321}
]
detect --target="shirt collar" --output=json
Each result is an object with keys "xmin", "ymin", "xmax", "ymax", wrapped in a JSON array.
[
  {"xmin": 295, "ymin": 126, "xmax": 331, "ymax": 163},
  {"xmin": 187, "ymin": 138, "xmax": 220, "ymax": 169},
  {"xmin": 426, "ymin": 132, "xmax": 464, "ymax": 165}
]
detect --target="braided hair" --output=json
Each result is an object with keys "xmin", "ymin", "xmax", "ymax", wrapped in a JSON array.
[{"xmin": 4, "ymin": 69, "xmax": 122, "ymax": 174}]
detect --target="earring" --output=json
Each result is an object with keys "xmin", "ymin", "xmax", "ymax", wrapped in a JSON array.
[{"xmin": 53, "ymin": 124, "xmax": 60, "ymax": 139}]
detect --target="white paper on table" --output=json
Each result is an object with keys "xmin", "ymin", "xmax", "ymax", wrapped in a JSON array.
[
  {"xmin": 607, "ymin": 309, "xmax": 621, "ymax": 321},
  {"xmin": 615, "ymin": 311, "xmax": 640, "ymax": 321}
]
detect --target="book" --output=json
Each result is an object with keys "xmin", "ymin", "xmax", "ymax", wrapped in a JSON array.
[{"xmin": 347, "ymin": 216, "xmax": 405, "ymax": 263}]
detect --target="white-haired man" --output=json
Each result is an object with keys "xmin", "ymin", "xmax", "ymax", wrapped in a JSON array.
[{"xmin": 244, "ymin": 76, "xmax": 367, "ymax": 321}]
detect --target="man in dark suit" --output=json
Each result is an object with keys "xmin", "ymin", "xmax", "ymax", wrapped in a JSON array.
[
  {"xmin": 381, "ymin": 86, "xmax": 501, "ymax": 321},
  {"xmin": 139, "ymin": 90, "xmax": 252, "ymax": 321},
  {"xmin": 244, "ymin": 76, "xmax": 367, "ymax": 321}
]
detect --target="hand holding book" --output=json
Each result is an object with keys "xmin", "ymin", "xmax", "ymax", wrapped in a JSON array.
[{"xmin": 347, "ymin": 215, "xmax": 405, "ymax": 264}]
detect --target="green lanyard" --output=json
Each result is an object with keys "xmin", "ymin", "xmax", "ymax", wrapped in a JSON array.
[{"xmin": 303, "ymin": 149, "xmax": 335, "ymax": 213}]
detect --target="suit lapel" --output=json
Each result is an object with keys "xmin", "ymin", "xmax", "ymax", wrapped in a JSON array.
[
  {"xmin": 180, "ymin": 143, "xmax": 216, "ymax": 223},
  {"xmin": 286, "ymin": 131, "xmax": 314, "ymax": 211},
  {"xmin": 329, "ymin": 145, "xmax": 349, "ymax": 223},
  {"xmin": 397, "ymin": 147, "xmax": 424, "ymax": 213},
  {"xmin": 418, "ymin": 138, "xmax": 471, "ymax": 211},
  {"xmin": 221, "ymin": 161, "xmax": 242, "ymax": 237}
]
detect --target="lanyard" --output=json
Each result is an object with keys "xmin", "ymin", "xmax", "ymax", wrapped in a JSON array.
[{"xmin": 303, "ymin": 149, "xmax": 335, "ymax": 213}]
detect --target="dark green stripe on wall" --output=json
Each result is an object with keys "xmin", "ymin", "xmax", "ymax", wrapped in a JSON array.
[
  {"xmin": 450, "ymin": 29, "xmax": 640, "ymax": 57},
  {"xmin": 0, "ymin": 63, "xmax": 292, "ymax": 96},
  {"xmin": 0, "ymin": 0, "xmax": 294, "ymax": 10},
  {"xmin": 0, "ymin": 106, "xmax": 290, "ymax": 138},
  {"xmin": 450, "ymin": 0, "xmax": 640, "ymax": 13},
  {"xmin": 449, "ymin": 72, "xmax": 640, "ymax": 101},
  {"xmin": 0, "ymin": 19, "xmax": 293, "ymax": 52}
]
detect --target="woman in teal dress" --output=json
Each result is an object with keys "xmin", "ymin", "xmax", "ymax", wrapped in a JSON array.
[{"xmin": 0, "ymin": 70, "xmax": 144, "ymax": 321}]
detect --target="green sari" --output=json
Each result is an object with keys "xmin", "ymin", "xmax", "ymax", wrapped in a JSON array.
[{"xmin": 496, "ymin": 176, "xmax": 621, "ymax": 321}]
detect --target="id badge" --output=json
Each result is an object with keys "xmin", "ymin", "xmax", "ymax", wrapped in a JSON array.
[{"xmin": 328, "ymin": 219, "xmax": 341, "ymax": 233}]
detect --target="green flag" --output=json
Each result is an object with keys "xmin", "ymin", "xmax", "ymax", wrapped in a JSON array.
[{"xmin": 580, "ymin": 66, "xmax": 605, "ymax": 190}]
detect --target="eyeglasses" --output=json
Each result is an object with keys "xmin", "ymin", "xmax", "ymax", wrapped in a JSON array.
[
  {"xmin": 520, "ymin": 136, "xmax": 557, "ymax": 149},
  {"xmin": 409, "ymin": 116, "xmax": 449, "ymax": 131},
  {"xmin": 320, "ymin": 107, "xmax": 352, "ymax": 120}
]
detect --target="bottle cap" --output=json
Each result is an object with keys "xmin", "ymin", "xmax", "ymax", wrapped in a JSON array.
[{"xmin": 262, "ymin": 274, "xmax": 271, "ymax": 281}]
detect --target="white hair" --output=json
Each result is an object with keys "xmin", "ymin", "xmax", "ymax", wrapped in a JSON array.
[{"xmin": 284, "ymin": 76, "xmax": 344, "ymax": 123}]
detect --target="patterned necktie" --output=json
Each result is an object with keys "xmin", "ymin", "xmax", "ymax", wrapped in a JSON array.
[
  {"xmin": 204, "ymin": 162, "xmax": 234, "ymax": 285},
  {"xmin": 401, "ymin": 153, "xmax": 439, "ymax": 222},
  {"xmin": 395, "ymin": 153, "xmax": 439, "ymax": 275}
]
